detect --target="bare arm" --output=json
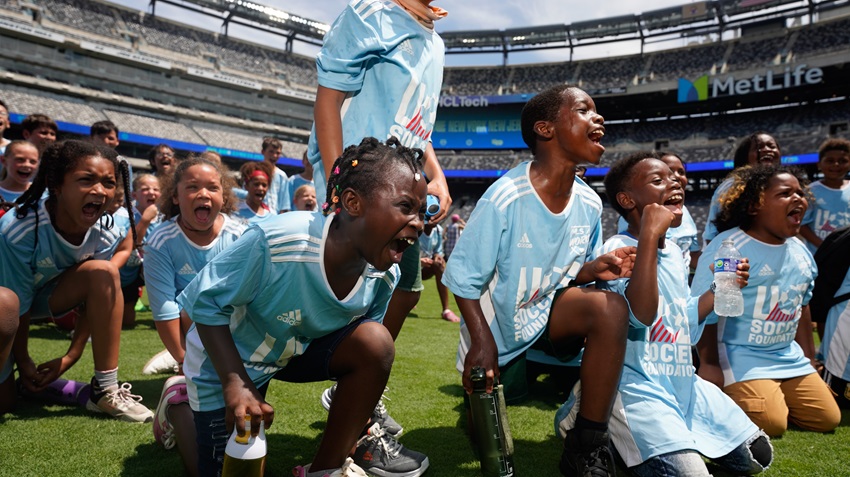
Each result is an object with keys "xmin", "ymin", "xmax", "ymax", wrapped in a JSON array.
[
  {"xmin": 194, "ymin": 318, "xmax": 275, "ymax": 436},
  {"xmin": 314, "ymin": 85, "xmax": 347, "ymax": 180},
  {"xmin": 798, "ymin": 225, "xmax": 822, "ymax": 249},
  {"xmin": 423, "ymin": 143, "xmax": 451, "ymax": 224},
  {"xmin": 795, "ymin": 305, "xmax": 817, "ymax": 362},
  {"xmin": 454, "ymin": 296, "xmax": 499, "ymax": 395},
  {"xmin": 624, "ymin": 204, "xmax": 674, "ymax": 326},
  {"xmin": 109, "ymin": 232, "xmax": 134, "ymax": 268}
]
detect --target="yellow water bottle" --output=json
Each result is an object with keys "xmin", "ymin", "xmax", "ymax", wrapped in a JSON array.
[{"xmin": 222, "ymin": 415, "xmax": 267, "ymax": 477}]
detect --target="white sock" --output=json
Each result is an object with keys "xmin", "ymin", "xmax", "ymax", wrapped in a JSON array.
[{"xmin": 94, "ymin": 368, "xmax": 118, "ymax": 390}]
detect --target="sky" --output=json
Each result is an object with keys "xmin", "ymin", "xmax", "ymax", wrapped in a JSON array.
[{"xmin": 112, "ymin": 0, "xmax": 706, "ymax": 65}]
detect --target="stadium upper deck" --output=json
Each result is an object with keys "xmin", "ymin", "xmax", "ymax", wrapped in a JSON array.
[{"xmin": 0, "ymin": 0, "xmax": 847, "ymax": 175}]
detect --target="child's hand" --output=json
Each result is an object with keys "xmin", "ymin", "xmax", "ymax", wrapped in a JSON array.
[
  {"xmin": 462, "ymin": 338, "xmax": 499, "ymax": 395},
  {"xmin": 588, "ymin": 246, "xmax": 637, "ymax": 281},
  {"xmin": 140, "ymin": 203, "xmax": 159, "ymax": 223},
  {"xmin": 736, "ymin": 258, "xmax": 750, "ymax": 288},
  {"xmin": 640, "ymin": 203, "xmax": 675, "ymax": 248},
  {"xmin": 223, "ymin": 378, "xmax": 275, "ymax": 437}
]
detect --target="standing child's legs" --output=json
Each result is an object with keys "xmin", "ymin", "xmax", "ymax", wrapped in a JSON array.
[
  {"xmin": 121, "ymin": 283, "xmax": 140, "ymax": 329},
  {"xmin": 0, "ymin": 287, "xmax": 19, "ymax": 414}
]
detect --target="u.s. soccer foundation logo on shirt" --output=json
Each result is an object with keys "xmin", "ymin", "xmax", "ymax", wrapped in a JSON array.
[
  {"xmin": 678, "ymin": 75, "xmax": 709, "ymax": 103},
  {"xmin": 569, "ymin": 226, "xmax": 591, "ymax": 255}
]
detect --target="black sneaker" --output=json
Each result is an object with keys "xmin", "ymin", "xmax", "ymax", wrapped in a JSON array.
[
  {"xmin": 353, "ymin": 422, "xmax": 429, "ymax": 477},
  {"xmin": 559, "ymin": 428, "xmax": 616, "ymax": 477}
]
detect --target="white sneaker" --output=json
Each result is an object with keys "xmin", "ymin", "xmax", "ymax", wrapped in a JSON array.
[
  {"xmin": 293, "ymin": 457, "xmax": 368, "ymax": 477},
  {"xmin": 142, "ymin": 349, "xmax": 179, "ymax": 375},
  {"xmin": 86, "ymin": 379, "xmax": 155, "ymax": 423}
]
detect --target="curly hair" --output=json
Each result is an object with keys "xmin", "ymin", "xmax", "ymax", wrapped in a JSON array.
[
  {"xmin": 158, "ymin": 156, "xmax": 237, "ymax": 220},
  {"xmin": 713, "ymin": 164, "xmax": 809, "ymax": 233},
  {"xmin": 520, "ymin": 84, "xmax": 584, "ymax": 154},
  {"xmin": 603, "ymin": 151, "xmax": 662, "ymax": 217},
  {"xmin": 322, "ymin": 136, "xmax": 424, "ymax": 216},
  {"xmin": 238, "ymin": 160, "xmax": 275, "ymax": 187},
  {"xmin": 818, "ymin": 137, "xmax": 850, "ymax": 159}
]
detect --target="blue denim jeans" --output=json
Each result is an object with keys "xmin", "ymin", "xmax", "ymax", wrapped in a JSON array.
[{"xmin": 630, "ymin": 431, "xmax": 772, "ymax": 477}]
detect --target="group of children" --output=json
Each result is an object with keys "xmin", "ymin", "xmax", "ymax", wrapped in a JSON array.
[
  {"xmin": 3, "ymin": 0, "xmax": 850, "ymax": 474},
  {"xmin": 443, "ymin": 84, "xmax": 850, "ymax": 477}
]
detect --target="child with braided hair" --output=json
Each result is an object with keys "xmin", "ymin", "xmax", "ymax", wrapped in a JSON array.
[
  {"xmin": 0, "ymin": 139, "xmax": 153, "ymax": 422},
  {"xmin": 694, "ymin": 164, "xmax": 841, "ymax": 437},
  {"xmin": 180, "ymin": 137, "xmax": 430, "ymax": 477}
]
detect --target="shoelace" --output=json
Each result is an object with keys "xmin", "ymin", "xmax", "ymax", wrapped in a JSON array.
[
  {"xmin": 361, "ymin": 425, "xmax": 403, "ymax": 460},
  {"xmin": 108, "ymin": 383, "xmax": 145, "ymax": 408},
  {"xmin": 340, "ymin": 457, "xmax": 368, "ymax": 477},
  {"xmin": 583, "ymin": 446, "xmax": 614, "ymax": 477},
  {"xmin": 375, "ymin": 387, "xmax": 392, "ymax": 417}
]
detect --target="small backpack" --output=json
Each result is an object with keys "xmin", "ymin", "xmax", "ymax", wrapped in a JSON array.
[{"xmin": 810, "ymin": 226, "xmax": 850, "ymax": 322}]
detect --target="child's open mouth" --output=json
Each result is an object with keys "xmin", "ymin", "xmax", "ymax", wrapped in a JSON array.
[
  {"xmin": 663, "ymin": 193, "xmax": 685, "ymax": 213},
  {"xmin": 82, "ymin": 201, "xmax": 102, "ymax": 219},
  {"xmin": 194, "ymin": 205, "xmax": 212, "ymax": 223},
  {"xmin": 388, "ymin": 237, "xmax": 416, "ymax": 264},
  {"xmin": 787, "ymin": 207, "xmax": 804, "ymax": 225},
  {"xmin": 589, "ymin": 128, "xmax": 605, "ymax": 146}
]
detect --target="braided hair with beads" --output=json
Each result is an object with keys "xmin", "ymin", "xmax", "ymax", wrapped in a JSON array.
[{"xmin": 322, "ymin": 136, "xmax": 425, "ymax": 216}]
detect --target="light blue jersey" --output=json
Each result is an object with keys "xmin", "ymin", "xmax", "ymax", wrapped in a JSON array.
[
  {"xmin": 234, "ymin": 168, "xmax": 290, "ymax": 213},
  {"xmin": 556, "ymin": 235, "xmax": 756, "ymax": 466},
  {"xmin": 0, "ymin": 186, "xmax": 24, "ymax": 203},
  {"xmin": 702, "ymin": 178, "xmax": 733, "ymax": 244},
  {"xmin": 144, "ymin": 214, "xmax": 245, "ymax": 322},
  {"xmin": 617, "ymin": 205, "xmax": 700, "ymax": 269},
  {"xmin": 178, "ymin": 211, "xmax": 399, "ymax": 412},
  {"xmin": 443, "ymin": 163, "xmax": 602, "ymax": 372},
  {"xmin": 288, "ymin": 174, "xmax": 313, "ymax": 211},
  {"xmin": 418, "ymin": 224, "xmax": 443, "ymax": 257},
  {"xmin": 231, "ymin": 201, "xmax": 277, "ymax": 226},
  {"xmin": 692, "ymin": 228, "xmax": 817, "ymax": 385},
  {"xmin": 821, "ymin": 268, "xmax": 850, "ymax": 381},
  {"xmin": 801, "ymin": 181, "xmax": 850, "ymax": 254},
  {"xmin": 0, "ymin": 199, "xmax": 123, "ymax": 313},
  {"xmin": 307, "ymin": 0, "xmax": 445, "ymax": 202}
]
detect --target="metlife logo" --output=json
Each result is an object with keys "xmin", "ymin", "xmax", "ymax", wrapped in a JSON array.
[{"xmin": 677, "ymin": 64, "xmax": 824, "ymax": 103}]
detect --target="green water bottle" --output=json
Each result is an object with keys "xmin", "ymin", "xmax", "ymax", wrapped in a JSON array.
[{"xmin": 469, "ymin": 366, "xmax": 515, "ymax": 477}]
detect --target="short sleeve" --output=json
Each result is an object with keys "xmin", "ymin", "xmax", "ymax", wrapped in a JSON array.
[
  {"xmin": 178, "ymin": 227, "xmax": 271, "ymax": 326},
  {"xmin": 442, "ymin": 199, "xmax": 504, "ymax": 299},
  {"xmin": 316, "ymin": 5, "xmax": 386, "ymax": 92}
]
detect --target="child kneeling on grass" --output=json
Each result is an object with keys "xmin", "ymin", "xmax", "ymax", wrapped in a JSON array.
[
  {"xmin": 556, "ymin": 152, "xmax": 772, "ymax": 477},
  {"xmin": 443, "ymin": 85, "xmax": 635, "ymax": 477},
  {"xmin": 0, "ymin": 140, "xmax": 152, "ymax": 422},
  {"xmin": 179, "ymin": 137, "xmax": 430, "ymax": 477},
  {"xmin": 695, "ymin": 164, "xmax": 841, "ymax": 437}
]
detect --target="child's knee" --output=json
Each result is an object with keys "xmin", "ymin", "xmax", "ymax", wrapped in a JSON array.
[
  {"xmin": 352, "ymin": 322, "xmax": 395, "ymax": 371},
  {"xmin": 0, "ymin": 288, "xmax": 20, "ymax": 338},
  {"xmin": 80, "ymin": 260, "xmax": 121, "ymax": 285}
]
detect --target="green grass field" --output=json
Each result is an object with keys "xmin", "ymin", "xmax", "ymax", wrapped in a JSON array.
[{"xmin": 1, "ymin": 280, "xmax": 849, "ymax": 476}]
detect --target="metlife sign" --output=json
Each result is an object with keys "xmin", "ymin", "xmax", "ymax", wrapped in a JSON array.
[{"xmin": 678, "ymin": 64, "xmax": 823, "ymax": 103}]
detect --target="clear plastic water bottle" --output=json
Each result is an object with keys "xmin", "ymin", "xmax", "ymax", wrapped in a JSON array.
[
  {"xmin": 714, "ymin": 238, "xmax": 744, "ymax": 317},
  {"xmin": 469, "ymin": 367, "xmax": 515, "ymax": 477},
  {"xmin": 222, "ymin": 415, "xmax": 266, "ymax": 477}
]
